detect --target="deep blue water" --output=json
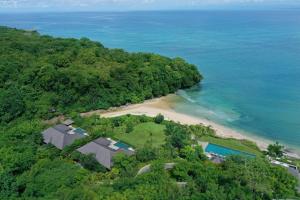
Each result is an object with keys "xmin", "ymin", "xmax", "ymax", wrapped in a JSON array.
[
  {"xmin": 205, "ymin": 143, "xmax": 256, "ymax": 158},
  {"xmin": 1, "ymin": 11, "xmax": 300, "ymax": 150}
]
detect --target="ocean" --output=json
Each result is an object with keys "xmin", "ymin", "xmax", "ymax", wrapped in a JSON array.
[{"xmin": 1, "ymin": 10, "xmax": 300, "ymax": 150}]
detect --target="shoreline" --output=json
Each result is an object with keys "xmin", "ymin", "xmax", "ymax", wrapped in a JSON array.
[{"xmin": 81, "ymin": 94, "xmax": 271, "ymax": 151}]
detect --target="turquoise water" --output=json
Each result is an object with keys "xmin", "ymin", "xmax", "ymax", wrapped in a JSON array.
[
  {"xmin": 115, "ymin": 142, "xmax": 130, "ymax": 150},
  {"xmin": 74, "ymin": 128, "xmax": 86, "ymax": 135},
  {"xmin": 1, "ymin": 11, "xmax": 300, "ymax": 150},
  {"xmin": 205, "ymin": 143, "xmax": 256, "ymax": 158}
]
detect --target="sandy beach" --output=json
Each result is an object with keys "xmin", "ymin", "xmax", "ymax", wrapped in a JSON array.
[{"xmin": 81, "ymin": 94, "xmax": 271, "ymax": 150}]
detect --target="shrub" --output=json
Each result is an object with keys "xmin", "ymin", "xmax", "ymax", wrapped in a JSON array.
[{"xmin": 154, "ymin": 114, "xmax": 164, "ymax": 124}]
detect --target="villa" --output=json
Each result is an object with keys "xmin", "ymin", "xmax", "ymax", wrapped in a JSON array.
[
  {"xmin": 42, "ymin": 119, "xmax": 88, "ymax": 149},
  {"xmin": 42, "ymin": 120, "xmax": 134, "ymax": 169},
  {"xmin": 77, "ymin": 137, "xmax": 135, "ymax": 169}
]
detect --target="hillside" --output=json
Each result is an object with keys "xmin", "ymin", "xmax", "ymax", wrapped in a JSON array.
[
  {"xmin": 0, "ymin": 26, "xmax": 202, "ymax": 123},
  {"xmin": 0, "ymin": 27, "xmax": 299, "ymax": 200}
]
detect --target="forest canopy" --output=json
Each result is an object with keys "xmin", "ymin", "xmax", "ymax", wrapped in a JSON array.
[{"xmin": 0, "ymin": 26, "xmax": 202, "ymax": 123}]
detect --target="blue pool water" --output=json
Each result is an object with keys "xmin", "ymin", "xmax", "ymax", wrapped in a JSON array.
[
  {"xmin": 205, "ymin": 143, "xmax": 256, "ymax": 158},
  {"xmin": 74, "ymin": 128, "xmax": 86, "ymax": 135},
  {"xmin": 115, "ymin": 142, "xmax": 130, "ymax": 150},
  {"xmin": 0, "ymin": 10, "xmax": 300, "ymax": 151}
]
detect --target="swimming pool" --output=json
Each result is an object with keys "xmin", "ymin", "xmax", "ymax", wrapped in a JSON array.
[
  {"xmin": 74, "ymin": 128, "xmax": 86, "ymax": 135},
  {"xmin": 205, "ymin": 143, "xmax": 256, "ymax": 158},
  {"xmin": 115, "ymin": 142, "xmax": 130, "ymax": 150}
]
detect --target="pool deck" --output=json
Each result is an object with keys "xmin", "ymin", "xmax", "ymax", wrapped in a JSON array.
[{"xmin": 198, "ymin": 141, "xmax": 209, "ymax": 150}]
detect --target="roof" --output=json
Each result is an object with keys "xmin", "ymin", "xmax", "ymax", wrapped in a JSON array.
[
  {"xmin": 94, "ymin": 138, "xmax": 111, "ymax": 147},
  {"xmin": 53, "ymin": 124, "xmax": 71, "ymax": 133},
  {"xmin": 77, "ymin": 138, "xmax": 134, "ymax": 169},
  {"xmin": 42, "ymin": 125, "xmax": 85, "ymax": 150},
  {"xmin": 63, "ymin": 119, "xmax": 74, "ymax": 126},
  {"xmin": 211, "ymin": 156, "xmax": 224, "ymax": 164},
  {"xmin": 42, "ymin": 128, "xmax": 66, "ymax": 149},
  {"xmin": 78, "ymin": 142, "xmax": 115, "ymax": 169}
]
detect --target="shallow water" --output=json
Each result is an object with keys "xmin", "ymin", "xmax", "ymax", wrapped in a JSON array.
[{"xmin": 1, "ymin": 10, "xmax": 300, "ymax": 150}]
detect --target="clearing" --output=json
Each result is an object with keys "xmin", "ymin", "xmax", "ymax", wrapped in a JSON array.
[{"xmin": 114, "ymin": 122, "xmax": 166, "ymax": 149}]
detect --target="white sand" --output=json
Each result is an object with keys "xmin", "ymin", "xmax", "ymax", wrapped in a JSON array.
[{"xmin": 81, "ymin": 95, "xmax": 271, "ymax": 150}]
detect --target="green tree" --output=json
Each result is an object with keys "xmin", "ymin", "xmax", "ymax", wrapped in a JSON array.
[
  {"xmin": 165, "ymin": 124, "xmax": 190, "ymax": 149},
  {"xmin": 154, "ymin": 114, "xmax": 164, "ymax": 124},
  {"xmin": 0, "ymin": 87, "xmax": 25, "ymax": 123},
  {"xmin": 16, "ymin": 159, "xmax": 87, "ymax": 198},
  {"xmin": 136, "ymin": 145, "xmax": 157, "ymax": 162},
  {"xmin": 179, "ymin": 145, "xmax": 206, "ymax": 161},
  {"xmin": 125, "ymin": 123, "xmax": 134, "ymax": 133},
  {"xmin": 267, "ymin": 142, "xmax": 284, "ymax": 158},
  {"xmin": 113, "ymin": 153, "xmax": 137, "ymax": 177},
  {"xmin": 72, "ymin": 152, "xmax": 106, "ymax": 172}
]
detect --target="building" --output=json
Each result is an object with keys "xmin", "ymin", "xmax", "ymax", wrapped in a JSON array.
[
  {"xmin": 77, "ymin": 138, "xmax": 134, "ymax": 169},
  {"xmin": 210, "ymin": 155, "xmax": 225, "ymax": 164},
  {"xmin": 62, "ymin": 119, "xmax": 74, "ymax": 126},
  {"xmin": 42, "ymin": 120, "xmax": 87, "ymax": 150}
]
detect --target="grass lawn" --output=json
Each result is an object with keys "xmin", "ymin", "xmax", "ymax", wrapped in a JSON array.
[
  {"xmin": 114, "ymin": 122, "xmax": 166, "ymax": 149},
  {"xmin": 200, "ymin": 135, "xmax": 262, "ymax": 156}
]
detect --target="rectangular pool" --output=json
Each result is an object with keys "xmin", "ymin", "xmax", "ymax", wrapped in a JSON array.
[
  {"xmin": 115, "ymin": 142, "xmax": 130, "ymax": 150},
  {"xmin": 74, "ymin": 128, "xmax": 86, "ymax": 135},
  {"xmin": 205, "ymin": 143, "xmax": 256, "ymax": 158}
]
